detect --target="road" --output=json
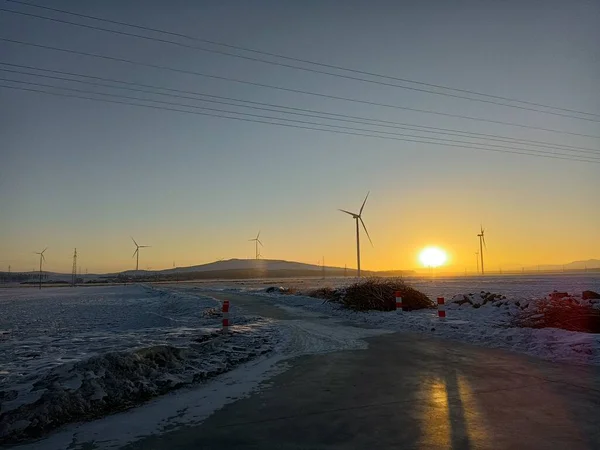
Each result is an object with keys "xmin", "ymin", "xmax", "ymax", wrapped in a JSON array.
[{"xmin": 120, "ymin": 290, "xmax": 600, "ymax": 450}]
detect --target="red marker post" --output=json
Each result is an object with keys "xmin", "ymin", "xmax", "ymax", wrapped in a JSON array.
[
  {"xmin": 222, "ymin": 300, "xmax": 230, "ymax": 332},
  {"xmin": 437, "ymin": 297, "xmax": 446, "ymax": 319},
  {"xmin": 395, "ymin": 291, "xmax": 403, "ymax": 312}
]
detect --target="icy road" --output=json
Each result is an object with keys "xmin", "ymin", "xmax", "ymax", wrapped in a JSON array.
[{"xmin": 12, "ymin": 287, "xmax": 600, "ymax": 450}]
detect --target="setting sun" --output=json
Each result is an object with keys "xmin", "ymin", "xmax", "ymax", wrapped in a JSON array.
[{"xmin": 419, "ymin": 247, "xmax": 448, "ymax": 268}]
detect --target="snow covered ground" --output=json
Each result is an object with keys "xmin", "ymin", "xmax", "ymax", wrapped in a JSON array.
[
  {"xmin": 199, "ymin": 273, "xmax": 599, "ymax": 300},
  {"xmin": 6, "ymin": 287, "xmax": 391, "ymax": 450},
  {"xmin": 3, "ymin": 274, "xmax": 600, "ymax": 447},
  {"xmin": 0, "ymin": 285, "xmax": 277, "ymax": 444},
  {"xmin": 198, "ymin": 273, "xmax": 600, "ymax": 367}
]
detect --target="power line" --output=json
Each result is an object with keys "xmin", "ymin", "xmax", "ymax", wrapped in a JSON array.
[
  {"xmin": 6, "ymin": 76, "xmax": 600, "ymax": 162},
  {"xmin": 2, "ymin": 82, "xmax": 599, "ymax": 164},
  {"xmin": 1, "ymin": 37, "xmax": 599, "ymax": 141},
  {"xmin": 2, "ymin": 7, "xmax": 599, "ymax": 122},
  {"xmin": 3, "ymin": 64, "xmax": 599, "ymax": 157},
  {"xmin": 3, "ymin": 0, "xmax": 599, "ymax": 120}
]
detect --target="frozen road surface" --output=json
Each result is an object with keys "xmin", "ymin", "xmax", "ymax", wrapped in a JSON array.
[{"xmin": 8, "ymin": 287, "xmax": 599, "ymax": 450}]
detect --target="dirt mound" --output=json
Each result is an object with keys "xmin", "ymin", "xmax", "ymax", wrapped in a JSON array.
[{"xmin": 513, "ymin": 298, "xmax": 600, "ymax": 333}]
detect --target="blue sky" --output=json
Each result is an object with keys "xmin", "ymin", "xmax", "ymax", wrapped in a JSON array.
[{"xmin": 1, "ymin": 0, "xmax": 599, "ymax": 273}]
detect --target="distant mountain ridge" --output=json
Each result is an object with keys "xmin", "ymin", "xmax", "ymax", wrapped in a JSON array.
[
  {"xmin": 526, "ymin": 259, "xmax": 600, "ymax": 271},
  {"xmin": 121, "ymin": 258, "xmax": 341, "ymax": 276}
]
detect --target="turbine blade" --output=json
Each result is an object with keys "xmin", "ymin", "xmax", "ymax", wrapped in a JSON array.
[
  {"xmin": 257, "ymin": 239, "xmax": 263, "ymax": 246},
  {"xmin": 338, "ymin": 209, "xmax": 356, "ymax": 217},
  {"xmin": 360, "ymin": 217, "xmax": 373, "ymax": 246},
  {"xmin": 483, "ymin": 235, "xmax": 487, "ymax": 249},
  {"xmin": 41, "ymin": 247, "xmax": 48, "ymax": 254},
  {"xmin": 41, "ymin": 254, "xmax": 46, "ymax": 262},
  {"xmin": 257, "ymin": 230, "xmax": 260, "ymax": 239},
  {"xmin": 359, "ymin": 191, "xmax": 370, "ymax": 215},
  {"xmin": 139, "ymin": 245, "xmax": 151, "ymax": 248},
  {"xmin": 132, "ymin": 249, "xmax": 138, "ymax": 258},
  {"xmin": 131, "ymin": 236, "xmax": 138, "ymax": 247}
]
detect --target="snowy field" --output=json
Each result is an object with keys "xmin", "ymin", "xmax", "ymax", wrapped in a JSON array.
[
  {"xmin": 196, "ymin": 273, "xmax": 600, "ymax": 366},
  {"xmin": 198, "ymin": 273, "xmax": 600, "ymax": 300},
  {"xmin": 0, "ymin": 285, "xmax": 276, "ymax": 444}
]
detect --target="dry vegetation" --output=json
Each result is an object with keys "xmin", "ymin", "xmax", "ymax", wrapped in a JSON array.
[{"xmin": 312, "ymin": 278, "xmax": 434, "ymax": 311}]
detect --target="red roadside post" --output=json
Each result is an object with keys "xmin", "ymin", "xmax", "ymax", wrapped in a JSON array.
[
  {"xmin": 222, "ymin": 300, "xmax": 230, "ymax": 332},
  {"xmin": 395, "ymin": 291, "xmax": 403, "ymax": 312},
  {"xmin": 437, "ymin": 297, "xmax": 446, "ymax": 319}
]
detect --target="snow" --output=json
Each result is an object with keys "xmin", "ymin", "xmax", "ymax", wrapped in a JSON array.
[
  {"xmin": 213, "ymin": 273, "xmax": 600, "ymax": 367},
  {"xmin": 3, "ymin": 274, "xmax": 600, "ymax": 447},
  {"xmin": 0, "ymin": 285, "xmax": 279, "ymax": 444},
  {"xmin": 8, "ymin": 295, "xmax": 391, "ymax": 450},
  {"xmin": 205, "ymin": 273, "xmax": 599, "ymax": 301}
]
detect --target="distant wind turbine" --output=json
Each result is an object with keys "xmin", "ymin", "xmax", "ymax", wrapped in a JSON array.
[
  {"xmin": 34, "ymin": 247, "xmax": 47, "ymax": 290},
  {"xmin": 477, "ymin": 226, "xmax": 486, "ymax": 275},
  {"xmin": 131, "ymin": 237, "xmax": 150, "ymax": 271},
  {"xmin": 249, "ymin": 231, "xmax": 263, "ymax": 260},
  {"xmin": 339, "ymin": 192, "xmax": 373, "ymax": 278}
]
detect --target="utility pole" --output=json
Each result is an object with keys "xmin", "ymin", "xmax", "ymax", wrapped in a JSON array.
[
  {"xmin": 8, "ymin": 265, "xmax": 10, "ymax": 283},
  {"xmin": 72, "ymin": 248, "xmax": 77, "ymax": 287},
  {"xmin": 322, "ymin": 256, "xmax": 325, "ymax": 279},
  {"xmin": 344, "ymin": 264, "xmax": 347, "ymax": 277}
]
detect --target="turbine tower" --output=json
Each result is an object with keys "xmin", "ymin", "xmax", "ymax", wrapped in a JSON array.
[
  {"xmin": 131, "ymin": 237, "xmax": 150, "ymax": 271},
  {"xmin": 339, "ymin": 192, "xmax": 373, "ymax": 278},
  {"xmin": 34, "ymin": 247, "xmax": 47, "ymax": 290},
  {"xmin": 477, "ymin": 226, "xmax": 486, "ymax": 275},
  {"xmin": 249, "ymin": 231, "xmax": 263, "ymax": 260},
  {"xmin": 71, "ymin": 248, "xmax": 77, "ymax": 287},
  {"xmin": 475, "ymin": 251, "xmax": 479, "ymax": 274}
]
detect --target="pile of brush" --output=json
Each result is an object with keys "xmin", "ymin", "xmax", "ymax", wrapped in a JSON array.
[
  {"xmin": 338, "ymin": 278, "xmax": 434, "ymax": 312},
  {"xmin": 513, "ymin": 298, "xmax": 600, "ymax": 333},
  {"xmin": 305, "ymin": 287, "xmax": 342, "ymax": 302}
]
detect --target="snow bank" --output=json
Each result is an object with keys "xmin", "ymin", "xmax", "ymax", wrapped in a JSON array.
[
  {"xmin": 0, "ymin": 286, "xmax": 279, "ymax": 445},
  {"xmin": 249, "ymin": 287, "xmax": 600, "ymax": 367}
]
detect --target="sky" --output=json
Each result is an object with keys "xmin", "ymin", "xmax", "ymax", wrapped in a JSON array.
[{"xmin": 1, "ymin": 0, "xmax": 599, "ymax": 274}]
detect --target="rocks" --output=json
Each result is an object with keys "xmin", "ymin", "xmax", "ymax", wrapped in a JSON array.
[
  {"xmin": 450, "ymin": 292, "xmax": 506, "ymax": 308},
  {"xmin": 582, "ymin": 291, "xmax": 600, "ymax": 300},
  {"xmin": 265, "ymin": 286, "xmax": 289, "ymax": 294}
]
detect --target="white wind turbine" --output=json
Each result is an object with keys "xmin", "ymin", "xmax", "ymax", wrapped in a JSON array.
[
  {"xmin": 131, "ymin": 237, "xmax": 150, "ymax": 271},
  {"xmin": 34, "ymin": 247, "xmax": 47, "ymax": 290},
  {"xmin": 249, "ymin": 231, "xmax": 263, "ymax": 260},
  {"xmin": 477, "ymin": 226, "xmax": 487, "ymax": 275},
  {"xmin": 339, "ymin": 192, "xmax": 373, "ymax": 277}
]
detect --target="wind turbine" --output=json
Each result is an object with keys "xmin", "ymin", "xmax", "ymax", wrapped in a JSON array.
[
  {"xmin": 477, "ymin": 226, "xmax": 486, "ymax": 275},
  {"xmin": 249, "ymin": 231, "xmax": 263, "ymax": 260},
  {"xmin": 131, "ymin": 237, "xmax": 150, "ymax": 271},
  {"xmin": 475, "ymin": 251, "xmax": 479, "ymax": 274},
  {"xmin": 34, "ymin": 247, "xmax": 47, "ymax": 290},
  {"xmin": 339, "ymin": 192, "xmax": 373, "ymax": 278}
]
